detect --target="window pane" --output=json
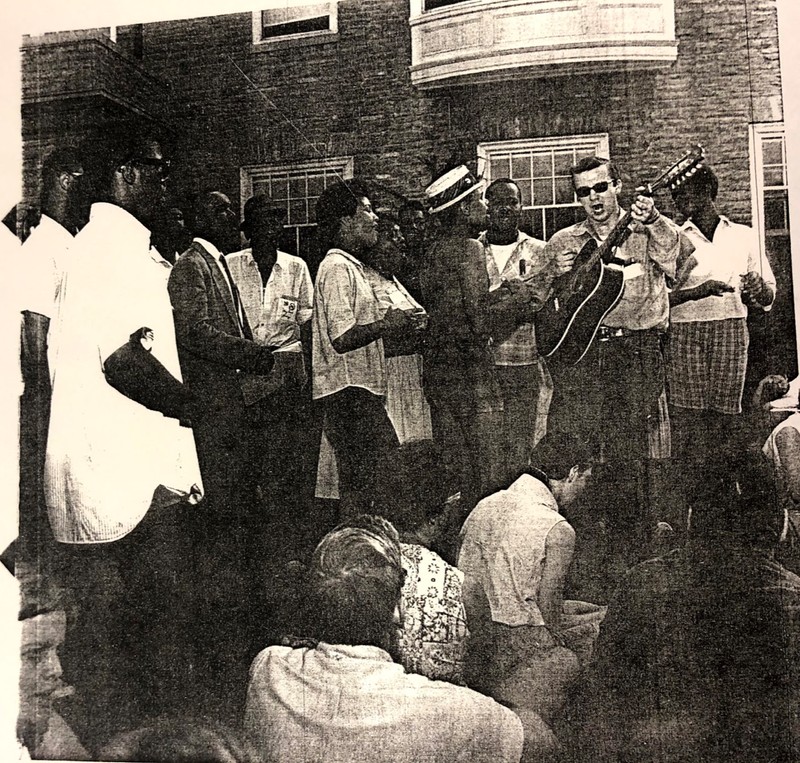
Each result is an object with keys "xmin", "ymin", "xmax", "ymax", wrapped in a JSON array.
[
  {"xmin": 252, "ymin": 178, "xmax": 270, "ymax": 197},
  {"xmin": 761, "ymin": 138, "xmax": 784, "ymax": 167},
  {"xmin": 307, "ymin": 173, "xmax": 325, "ymax": 197},
  {"xmin": 763, "ymin": 166, "xmax": 785, "ymax": 188},
  {"xmin": 272, "ymin": 177, "xmax": 289, "ymax": 200},
  {"xmin": 533, "ymin": 178, "xmax": 553, "ymax": 206},
  {"xmin": 425, "ymin": 0, "xmax": 472, "ymax": 10},
  {"xmin": 764, "ymin": 193, "xmax": 789, "ymax": 231},
  {"xmin": 262, "ymin": 4, "xmax": 330, "ymax": 38},
  {"xmin": 289, "ymin": 176, "xmax": 307, "ymax": 199},
  {"xmin": 553, "ymin": 151, "xmax": 575, "ymax": 176},
  {"xmin": 516, "ymin": 179, "xmax": 532, "ymax": 207},
  {"xmin": 554, "ymin": 177, "xmax": 574, "ymax": 205},
  {"xmin": 489, "ymin": 157, "xmax": 509, "ymax": 180},
  {"xmin": 289, "ymin": 198, "xmax": 308, "ymax": 225},
  {"xmin": 532, "ymin": 153, "xmax": 551, "ymax": 179},
  {"xmin": 511, "ymin": 155, "xmax": 530, "ymax": 180},
  {"xmin": 523, "ymin": 209, "xmax": 543, "ymax": 240}
]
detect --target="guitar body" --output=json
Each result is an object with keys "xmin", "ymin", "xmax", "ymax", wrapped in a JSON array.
[
  {"xmin": 534, "ymin": 144, "xmax": 705, "ymax": 365},
  {"xmin": 536, "ymin": 238, "xmax": 625, "ymax": 366}
]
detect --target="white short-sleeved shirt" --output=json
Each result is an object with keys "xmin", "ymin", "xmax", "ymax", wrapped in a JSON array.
[
  {"xmin": 244, "ymin": 643, "xmax": 524, "ymax": 763},
  {"xmin": 21, "ymin": 214, "xmax": 74, "ymax": 319},
  {"xmin": 458, "ymin": 474, "xmax": 567, "ymax": 627},
  {"xmin": 45, "ymin": 202, "xmax": 203, "ymax": 543},
  {"xmin": 225, "ymin": 248, "xmax": 313, "ymax": 352},
  {"xmin": 672, "ymin": 216, "xmax": 776, "ymax": 323},
  {"xmin": 312, "ymin": 248, "xmax": 386, "ymax": 399}
]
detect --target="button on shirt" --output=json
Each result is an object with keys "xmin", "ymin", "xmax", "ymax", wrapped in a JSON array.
[
  {"xmin": 225, "ymin": 248, "xmax": 313, "ymax": 351},
  {"xmin": 244, "ymin": 643, "xmax": 524, "ymax": 763},
  {"xmin": 672, "ymin": 216, "xmax": 776, "ymax": 323},
  {"xmin": 458, "ymin": 474, "xmax": 566, "ymax": 627},
  {"xmin": 312, "ymin": 248, "xmax": 386, "ymax": 400},
  {"xmin": 543, "ymin": 212, "xmax": 679, "ymax": 331},
  {"xmin": 45, "ymin": 203, "xmax": 203, "ymax": 543},
  {"xmin": 21, "ymin": 214, "xmax": 74, "ymax": 319}
]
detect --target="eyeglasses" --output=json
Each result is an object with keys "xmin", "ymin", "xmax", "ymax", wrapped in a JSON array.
[
  {"xmin": 575, "ymin": 181, "xmax": 613, "ymax": 198},
  {"xmin": 127, "ymin": 157, "xmax": 171, "ymax": 179}
]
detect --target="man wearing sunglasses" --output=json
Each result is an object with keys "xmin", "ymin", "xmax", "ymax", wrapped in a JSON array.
[
  {"xmin": 544, "ymin": 155, "xmax": 679, "ymax": 473},
  {"xmin": 44, "ymin": 131, "xmax": 203, "ymax": 736}
]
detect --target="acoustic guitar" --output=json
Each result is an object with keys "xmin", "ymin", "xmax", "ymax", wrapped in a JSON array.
[{"xmin": 536, "ymin": 146, "xmax": 705, "ymax": 366}]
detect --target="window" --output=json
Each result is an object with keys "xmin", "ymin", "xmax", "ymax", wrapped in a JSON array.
[
  {"xmin": 751, "ymin": 124, "xmax": 790, "ymax": 240},
  {"xmin": 252, "ymin": 1, "xmax": 338, "ymax": 45},
  {"xmin": 240, "ymin": 157, "xmax": 354, "ymax": 259},
  {"xmin": 424, "ymin": 0, "xmax": 475, "ymax": 10},
  {"xmin": 478, "ymin": 134, "xmax": 610, "ymax": 241}
]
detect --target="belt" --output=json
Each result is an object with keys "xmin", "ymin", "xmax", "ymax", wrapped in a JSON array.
[{"xmin": 598, "ymin": 326, "xmax": 662, "ymax": 341}]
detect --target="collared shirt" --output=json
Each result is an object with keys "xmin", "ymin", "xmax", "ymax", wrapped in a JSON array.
[
  {"xmin": 544, "ymin": 211, "xmax": 679, "ymax": 331},
  {"xmin": 479, "ymin": 230, "xmax": 549, "ymax": 366},
  {"xmin": 45, "ymin": 202, "xmax": 203, "ymax": 543},
  {"xmin": 21, "ymin": 213, "xmax": 74, "ymax": 319},
  {"xmin": 244, "ymin": 642, "xmax": 524, "ymax": 763},
  {"xmin": 225, "ymin": 248, "xmax": 313, "ymax": 352},
  {"xmin": 458, "ymin": 474, "xmax": 567, "ymax": 627},
  {"xmin": 672, "ymin": 215, "xmax": 776, "ymax": 323},
  {"xmin": 312, "ymin": 248, "xmax": 386, "ymax": 400},
  {"xmin": 193, "ymin": 236, "xmax": 244, "ymax": 325}
]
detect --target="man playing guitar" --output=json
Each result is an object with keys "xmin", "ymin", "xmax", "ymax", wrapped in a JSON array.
[{"xmin": 543, "ymin": 155, "xmax": 680, "ymax": 467}]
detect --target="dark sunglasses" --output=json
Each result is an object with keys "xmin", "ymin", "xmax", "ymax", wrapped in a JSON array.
[
  {"xmin": 127, "ymin": 157, "xmax": 171, "ymax": 178},
  {"xmin": 575, "ymin": 181, "xmax": 613, "ymax": 198}
]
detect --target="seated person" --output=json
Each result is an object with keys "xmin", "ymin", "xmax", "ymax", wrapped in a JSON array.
[
  {"xmin": 245, "ymin": 526, "xmax": 556, "ymax": 763},
  {"xmin": 457, "ymin": 434, "xmax": 607, "ymax": 721},
  {"xmin": 577, "ymin": 450, "xmax": 800, "ymax": 762}
]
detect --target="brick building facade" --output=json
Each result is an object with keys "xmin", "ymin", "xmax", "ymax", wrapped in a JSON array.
[{"xmin": 21, "ymin": 0, "xmax": 795, "ymax": 376}]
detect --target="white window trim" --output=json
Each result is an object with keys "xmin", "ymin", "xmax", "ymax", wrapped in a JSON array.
[
  {"xmin": 252, "ymin": 2, "xmax": 338, "ymax": 46},
  {"xmin": 240, "ymin": 157, "xmax": 354, "ymax": 254},
  {"xmin": 477, "ymin": 133, "xmax": 609, "ymax": 240},
  {"xmin": 750, "ymin": 122, "xmax": 788, "ymax": 258}
]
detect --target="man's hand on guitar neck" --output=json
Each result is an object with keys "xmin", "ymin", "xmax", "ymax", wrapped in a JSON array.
[{"xmin": 630, "ymin": 193, "xmax": 660, "ymax": 225}]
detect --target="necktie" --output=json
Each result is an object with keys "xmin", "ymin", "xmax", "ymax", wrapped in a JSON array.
[{"xmin": 218, "ymin": 254, "xmax": 245, "ymax": 332}]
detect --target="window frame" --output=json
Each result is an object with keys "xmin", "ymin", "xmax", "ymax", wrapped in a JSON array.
[
  {"xmin": 478, "ymin": 133, "xmax": 610, "ymax": 241},
  {"xmin": 750, "ymin": 122, "xmax": 790, "ymax": 251},
  {"xmin": 252, "ymin": 2, "xmax": 338, "ymax": 48},
  {"xmin": 240, "ymin": 156, "xmax": 354, "ymax": 258}
]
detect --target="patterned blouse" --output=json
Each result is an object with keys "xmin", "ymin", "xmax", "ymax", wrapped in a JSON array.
[{"xmin": 398, "ymin": 543, "xmax": 470, "ymax": 685}]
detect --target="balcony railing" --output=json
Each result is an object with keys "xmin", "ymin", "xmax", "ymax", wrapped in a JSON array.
[{"xmin": 409, "ymin": 0, "xmax": 677, "ymax": 88}]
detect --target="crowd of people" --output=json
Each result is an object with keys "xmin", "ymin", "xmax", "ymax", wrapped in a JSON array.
[{"xmin": 4, "ymin": 126, "xmax": 799, "ymax": 762}]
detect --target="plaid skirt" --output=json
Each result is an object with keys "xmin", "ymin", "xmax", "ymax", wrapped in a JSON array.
[{"xmin": 666, "ymin": 318, "xmax": 749, "ymax": 414}]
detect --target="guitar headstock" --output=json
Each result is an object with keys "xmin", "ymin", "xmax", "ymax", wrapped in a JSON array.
[{"xmin": 650, "ymin": 144, "xmax": 705, "ymax": 194}]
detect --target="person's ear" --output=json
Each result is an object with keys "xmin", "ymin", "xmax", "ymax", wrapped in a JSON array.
[
  {"xmin": 57, "ymin": 171, "xmax": 74, "ymax": 193},
  {"xmin": 568, "ymin": 464, "xmax": 580, "ymax": 482},
  {"xmin": 119, "ymin": 162, "xmax": 137, "ymax": 186}
]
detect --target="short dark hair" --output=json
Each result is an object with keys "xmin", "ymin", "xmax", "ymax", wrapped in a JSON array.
[
  {"xmin": 306, "ymin": 527, "xmax": 404, "ymax": 647},
  {"xmin": 673, "ymin": 164, "xmax": 719, "ymax": 201},
  {"xmin": 570, "ymin": 156, "xmax": 621, "ymax": 184},
  {"xmin": 398, "ymin": 199, "xmax": 426, "ymax": 217},
  {"xmin": 530, "ymin": 432, "xmax": 595, "ymax": 482},
  {"xmin": 83, "ymin": 129, "xmax": 165, "ymax": 202},
  {"xmin": 485, "ymin": 178, "xmax": 522, "ymax": 200},
  {"xmin": 41, "ymin": 147, "xmax": 83, "ymax": 182},
  {"xmin": 315, "ymin": 179, "xmax": 372, "ymax": 253}
]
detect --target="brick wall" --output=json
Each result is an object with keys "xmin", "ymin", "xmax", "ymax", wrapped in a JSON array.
[{"xmin": 136, "ymin": 0, "xmax": 782, "ymax": 227}]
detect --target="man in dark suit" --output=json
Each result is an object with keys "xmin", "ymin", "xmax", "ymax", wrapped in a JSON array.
[{"xmin": 168, "ymin": 190, "xmax": 275, "ymax": 535}]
